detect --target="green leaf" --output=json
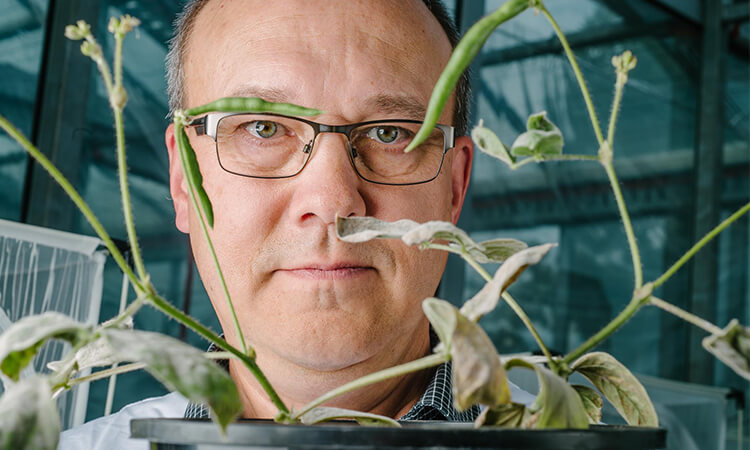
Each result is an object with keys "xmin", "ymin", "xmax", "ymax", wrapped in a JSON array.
[
  {"xmin": 47, "ymin": 316, "xmax": 133, "ymax": 372},
  {"xmin": 0, "ymin": 312, "xmax": 89, "ymax": 382},
  {"xmin": 0, "ymin": 375, "xmax": 60, "ymax": 450},
  {"xmin": 103, "ymin": 329, "xmax": 242, "ymax": 430},
  {"xmin": 422, "ymin": 298, "xmax": 458, "ymax": 353},
  {"xmin": 505, "ymin": 359, "xmax": 589, "ymax": 429},
  {"xmin": 572, "ymin": 385, "xmax": 603, "ymax": 424},
  {"xmin": 299, "ymin": 407, "xmax": 400, "ymax": 427},
  {"xmin": 702, "ymin": 319, "xmax": 750, "ymax": 381},
  {"xmin": 475, "ymin": 403, "xmax": 527, "ymax": 428},
  {"xmin": 336, "ymin": 216, "xmax": 526, "ymax": 264},
  {"xmin": 511, "ymin": 111, "xmax": 564, "ymax": 158},
  {"xmin": 571, "ymin": 352, "xmax": 658, "ymax": 427},
  {"xmin": 452, "ymin": 311, "xmax": 510, "ymax": 411},
  {"xmin": 471, "ymin": 120, "xmax": 514, "ymax": 166},
  {"xmin": 460, "ymin": 244, "xmax": 556, "ymax": 322}
]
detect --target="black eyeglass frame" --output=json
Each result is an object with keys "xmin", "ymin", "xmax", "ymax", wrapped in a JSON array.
[{"xmin": 187, "ymin": 112, "xmax": 455, "ymax": 186}]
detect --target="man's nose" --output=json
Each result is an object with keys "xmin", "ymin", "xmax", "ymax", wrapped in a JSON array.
[{"xmin": 287, "ymin": 132, "xmax": 366, "ymax": 225}]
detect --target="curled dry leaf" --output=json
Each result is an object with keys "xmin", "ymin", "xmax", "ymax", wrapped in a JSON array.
[
  {"xmin": 472, "ymin": 120, "xmax": 514, "ymax": 167},
  {"xmin": 0, "ymin": 312, "xmax": 89, "ymax": 382},
  {"xmin": 505, "ymin": 359, "xmax": 589, "ymax": 429},
  {"xmin": 572, "ymin": 385, "xmax": 603, "ymax": 424},
  {"xmin": 299, "ymin": 407, "xmax": 400, "ymax": 427},
  {"xmin": 422, "ymin": 298, "xmax": 458, "ymax": 353},
  {"xmin": 451, "ymin": 308, "xmax": 510, "ymax": 411},
  {"xmin": 460, "ymin": 244, "xmax": 556, "ymax": 322},
  {"xmin": 511, "ymin": 111, "xmax": 564, "ymax": 159},
  {"xmin": 423, "ymin": 298, "xmax": 510, "ymax": 411},
  {"xmin": 475, "ymin": 403, "xmax": 527, "ymax": 428},
  {"xmin": 571, "ymin": 352, "xmax": 658, "ymax": 427},
  {"xmin": 702, "ymin": 319, "xmax": 750, "ymax": 381},
  {"xmin": 336, "ymin": 216, "xmax": 526, "ymax": 264},
  {"xmin": 0, "ymin": 375, "xmax": 60, "ymax": 450},
  {"xmin": 104, "ymin": 329, "xmax": 242, "ymax": 431}
]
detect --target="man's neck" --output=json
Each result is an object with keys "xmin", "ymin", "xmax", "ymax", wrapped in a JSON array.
[{"xmin": 228, "ymin": 331, "xmax": 433, "ymax": 419}]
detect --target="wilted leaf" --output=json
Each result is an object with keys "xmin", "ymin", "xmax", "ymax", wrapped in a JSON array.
[
  {"xmin": 0, "ymin": 375, "xmax": 60, "ymax": 450},
  {"xmin": 103, "ymin": 329, "xmax": 242, "ymax": 430},
  {"xmin": 511, "ymin": 111, "xmax": 563, "ymax": 158},
  {"xmin": 472, "ymin": 120, "xmax": 514, "ymax": 166},
  {"xmin": 422, "ymin": 298, "xmax": 458, "ymax": 352},
  {"xmin": 475, "ymin": 403, "xmax": 527, "ymax": 428},
  {"xmin": 299, "ymin": 407, "xmax": 400, "ymax": 427},
  {"xmin": 336, "ymin": 216, "xmax": 525, "ymax": 264},
  {"xmin": 702, "ymin": 319, "xmax": 750, "ymax": 381},
  {"xmin": 452, "ymin": 311, "xmax": 510, "ymax": 411},
  {"xmin": 571, "ymin": 352, "xmax": 657, "ymax": 427},
  {"xmin": 460, "ymin": 244, "xmax": 556, "ymax": 322},
  {"xmin": 0, "ymin": 313, "xmax": 89, "ymax": 382},
  {"xmin": 468, "ymin": 239, "xmax": 528, "ymax": 264},
  {"xmin": 572, "ymin": 385, "xmax": 603, "ymax": 424},
  {"xmin": 47, "ymin": 315, "xmax": 134, "ymax": 372},
  {"xmin": 505, "ymin": 359, "xmax": 588, "ymax": 429}
]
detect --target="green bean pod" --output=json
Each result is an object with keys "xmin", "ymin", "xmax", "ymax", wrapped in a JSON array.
[
  {"xmin": 175, "ymin": 121, "xmax": 215, "ymax": 228},
  {"xmin": 185, "ymin": 97, "xmax": 323, "ymax": 118},
  {"xmin": 404, "ymin": 0, "xmax": 530, "ymax": 152}
]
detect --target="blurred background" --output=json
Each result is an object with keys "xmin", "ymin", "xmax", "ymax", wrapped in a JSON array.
[{"xmin": 0, "ymin": 0, "xmax": 747, "ymax": 448}]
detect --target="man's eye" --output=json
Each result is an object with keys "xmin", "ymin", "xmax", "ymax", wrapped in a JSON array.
[
  {"xmin": 245, "ymin": 120, "xmax": 280, "ymax": 138},
  {"xmin": 367, "ymin": 126, "xmax": 401, "ymax": 144}
]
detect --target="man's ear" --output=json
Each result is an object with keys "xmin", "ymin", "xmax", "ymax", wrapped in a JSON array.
[
  {"xmin": 165, "ymin": 123, "xmax": 190, "ymax": 233},
  {"xmin": 450, "ymin": 135, "xmax": 473, "ymax": 225}
]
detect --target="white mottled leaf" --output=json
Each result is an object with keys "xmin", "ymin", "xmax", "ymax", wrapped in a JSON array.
[
  {"xmin": 472, "ymin": 120, "xmax": 514, "ymax": 166},
  {"xmin": 104, "ymin": 329, "xmax": 242, "ymax": 430},
  {"xmin": 511, "ymin": 111, "xmax": 564, "ymax": 158},
  {"xmin": 703, "ymin": 319, "xmax": 750, "ymax": 380},
  {"xmin": 422, "ymin": 298, "xmax": 458, "ymax": 352},
  {"xmin": 460, "ymin": 244, "xmax": 556, "ymax": 322},
  {"xmin": 47, "ymin": 316, "xmax": 133, "ymax": 372},
  {"xmin": 337, "ymin": 216, "xmax": 526, "ymax": 264},
  {"xmin": 452, "ymin": 310, "xmax": 510, "ymax": 411},
  {"xmin": 572, "ymin": 352, "xmax": 657, "ymax": 427},
  {"xmin": 572, "ymin": 384, "xmax": 603, "ymax": 424},
  {"xmin": 0, "ymin": 375, "xmax": 60, "ymax": 450},
  {"xmin": 475, "ymin": 402, "xmax": 527, "ymax": 428},
  {"xmin": 299, "ymin": 407, "xmax": 400, "ymax": 427},
  {"xmin": 505, "ymin": 359, "xmax": 588, "ymax": 429},
  {"xmin": 0, "ymin": 313, "xmax": 89, "ymax": 382}
]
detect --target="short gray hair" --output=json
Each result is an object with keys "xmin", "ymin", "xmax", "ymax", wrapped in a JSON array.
[{"xmin": 165, "ymin": 0, "xmax": 471, "ymax": 135}]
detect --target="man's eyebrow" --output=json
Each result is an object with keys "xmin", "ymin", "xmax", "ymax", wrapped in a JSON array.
[
  {"xmin": 365, "ymin": 94, "xmax": 427, "ymax": 120},
  {"xmin": 226, "ymin": 85, "xmax": 294, "ymax": 104}
]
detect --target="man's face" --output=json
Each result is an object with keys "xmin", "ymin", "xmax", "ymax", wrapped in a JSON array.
[{"xmin": 167, "ymin": 0, "xmax": 472, "ymax": 373}]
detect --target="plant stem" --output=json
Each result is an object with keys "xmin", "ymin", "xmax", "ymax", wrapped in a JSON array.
[
  {"xmin": 175, "ymin": 120, "xmax": 249, "ymax": 357},
  {"xmin": 459, "ymin": 251, "xmax": 555, "ymax": 364},
  {"xmin": 0, "ymin": 114, "xmax": 142, "ymax": 294},
  {"xmin": 539, "ymin": 4, "xmax": 604, "ymax": 146},
  {"xmin": 512, "ymin": 154, "xmax": 600, "ymax": 169},
  {"xmin": 294, "ymin": 353, "xmax": 449, "ymax": 420},
  {"xmin": 602, "ymin": 161, "xmax": 643, "ymax": 288},
  {"xmin": 145, "ymin": 292, "xmax": 289, "ymax": 415},
  {"xmin": 607, "ymin": 76, "xmax": 625, "ymax": 146},
  {"xmin": 111, "ymin": 30, "xmax": 148, "ymax": 282},
  {"xmin": 65, "ymin": 351, "xmax": 237, "ymax": 388},
  {"xmin": 653, "ymin": 201, "xmax": 750, "ymax": 288},
  {"xmin": 648, "ymin": 296, "xmax": 723, "ymax": 335}
]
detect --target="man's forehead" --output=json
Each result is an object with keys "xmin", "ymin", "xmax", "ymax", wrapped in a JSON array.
[{"xmin": 228, "ymin": 85, "xmax": 427, "ymax": 121}]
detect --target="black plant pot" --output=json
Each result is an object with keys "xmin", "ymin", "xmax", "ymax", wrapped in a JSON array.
[{"xmin": 131, "ymin": 418, "xmax": 667, "ymax": 450}]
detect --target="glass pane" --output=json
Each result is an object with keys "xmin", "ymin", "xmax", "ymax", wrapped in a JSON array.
[{"xmin": 0, "ymin": 0, "xmax": 48, "ymax": 220}]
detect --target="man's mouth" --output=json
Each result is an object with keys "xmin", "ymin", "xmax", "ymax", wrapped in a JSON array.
[{"xmin": 277, "ymin": 263, "xmax": 374, "ymax": 280}]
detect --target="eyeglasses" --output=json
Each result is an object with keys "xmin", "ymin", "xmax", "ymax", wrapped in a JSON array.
[{"xmin": 187, "ymin": 112, "xmax": 454, "ymax": 186}]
